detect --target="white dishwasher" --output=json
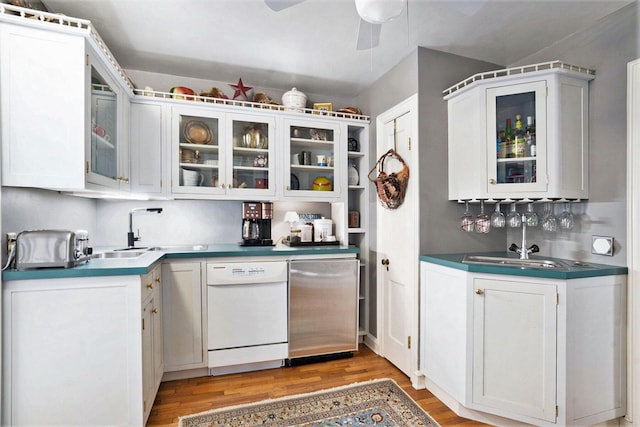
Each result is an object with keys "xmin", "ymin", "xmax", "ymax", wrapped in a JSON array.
[{"xmin": 206, "ymin": 261, "xmax": 288, "ymax": 375}]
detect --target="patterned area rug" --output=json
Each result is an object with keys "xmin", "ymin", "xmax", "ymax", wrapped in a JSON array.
[{"xmin": 178, "ymin": 378, "xmax": 440, "ymax": 427}]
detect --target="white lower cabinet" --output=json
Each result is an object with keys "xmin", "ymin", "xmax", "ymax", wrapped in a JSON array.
[
  {"xmin": 420, "ymin": 261, "xmax": 627, "ymax": 426},
  {"xmin": 2, "ymin": 273, "xmax": 157, "ymax": 427},
  {"xmin": 141, "ymin": 264, "xmax": 163, "ymax": 424},
  {"xmin": 161, "ymin": 260, "xmax": 206, "ymax": 372}
]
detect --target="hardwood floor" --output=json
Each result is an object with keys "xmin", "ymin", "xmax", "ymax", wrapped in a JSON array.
[{"xmin": 147, "ymin": 345, "xmax": 492, "ymax": 426}]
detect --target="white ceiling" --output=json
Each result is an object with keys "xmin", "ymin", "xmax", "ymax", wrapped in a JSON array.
[{"xmin": 41, "ymin": 0, "xmax": 634, "ymax": 98}]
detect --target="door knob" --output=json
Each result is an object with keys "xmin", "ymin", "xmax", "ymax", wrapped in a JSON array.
[
  {"xmin": 475, "ymin": 289, "xmax": 484, "ymax": 295},
  {"xmin": 381, "ymin": 258, "xmax": 390, "ymax": 271}
]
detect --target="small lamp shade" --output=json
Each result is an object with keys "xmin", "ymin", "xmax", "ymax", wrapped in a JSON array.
[{"xmin": 284, "ymin": 211, "xmax": 300, "ymax": 225}]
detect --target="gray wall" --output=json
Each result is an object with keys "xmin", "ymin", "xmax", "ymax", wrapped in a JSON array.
[
  {"xmin": 355, "ymin": 48, "xmax": 503, "ymax": 337},
  {"xmin": 506, "ymin": 2, "xmax": 638, "ymax": 265},
  {"xmin": 416, "ymin": 48, "xmax": 505, "ymax": 255}
]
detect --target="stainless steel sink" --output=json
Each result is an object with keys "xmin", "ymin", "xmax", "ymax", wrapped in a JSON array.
[
  {"xmin": 462, "ymin": 255, "xmax": 568, "ymax": 270},
  {"xmin": 149, "ymin": 244, "xmax": 208, "ymax": 251},
  {"xmin": 93, "ymin": 250, "xmax": 149, "ymax": 259}
]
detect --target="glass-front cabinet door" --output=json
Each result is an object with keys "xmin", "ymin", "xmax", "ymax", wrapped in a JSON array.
[
  {"xmin": 172, "ymin": 107, "xmax": 224, "ymax": 195},
  {"xmin": 486, "ymin": 80, "xmax": 547, "ymax": 195},
  {"xmin": 284, "ymin": 119, "xmax": 341, "ymax": 199},
  {"xmin": 227, "ymin": 113, "xmax": 275, "ymax": 197},
  {"xmin": 171, "ymin": 108, "xmax": 275, "ymax": 197},
  {"xmin": 89, "ymin": 64, "xmax": 119, "ymax": 185}
]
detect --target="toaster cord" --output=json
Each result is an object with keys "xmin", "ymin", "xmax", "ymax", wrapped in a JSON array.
[{"xmin": 2, "ymin": 244, "xmax": 15, "ymax": 271}]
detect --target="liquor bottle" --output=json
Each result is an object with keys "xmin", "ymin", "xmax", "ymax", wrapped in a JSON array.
[
  {"xmin": 526, "ymin": 116, "xmax": 536, "ymax": 156},
  {"xmin": 504, "ymin": 118, "xmax": 513, "ymax": 140},
  {"xmin": 504, "ymin": 118, "xmax": 514, "ymax": 157},
  {"xmin": 513, "ymin": 115, "xmax": 525, "ymax": 157}
]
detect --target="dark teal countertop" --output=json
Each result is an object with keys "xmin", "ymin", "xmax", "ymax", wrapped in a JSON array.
[
  {"xmin": 3, "ymin": 243, "xmax": 359, "ymax": 281},
  {"xmin": 420, "ymin": 252, "xmax": 628, "ymax": 279}
]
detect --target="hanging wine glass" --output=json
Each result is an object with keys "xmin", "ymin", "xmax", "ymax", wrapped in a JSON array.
[
  {"xmin": 524, "ymin": 202, "xmax": 539, "ymax": 227},
  {"xmin": 540, "ymin": 202, "xmax": 558, "ymax": 232},
  {"xmin": 490, "ymin": 201, "xmax": 505, "ymax": 228},
  {"xmin": 559, "ymin": 202, "xmax": 574, "ymax": 230},
  {"xmin": 506, "ymin": 202, "xmax": 522, "ymax": 228},
  {"xmin": 460, "ymin": 201, "xmax": 475, "ymax": 232},
  {"xmin": 475, "ymin": 200, "xmax": 490, "ymax": 234}
]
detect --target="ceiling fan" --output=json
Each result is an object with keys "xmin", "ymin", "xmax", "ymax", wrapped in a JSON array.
[{"xmin": 264, "ymin": 0, "xmax": 406, "ymax": 50}]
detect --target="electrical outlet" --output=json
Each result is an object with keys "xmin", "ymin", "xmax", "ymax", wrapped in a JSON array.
[{"xmin": 592, "ymin": 235, "xmax": 614, "ymax": 256}]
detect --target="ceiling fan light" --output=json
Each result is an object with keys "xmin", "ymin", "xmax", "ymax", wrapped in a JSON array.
[{"xmin": 355, "ymin": 0, "xmax": 405, "ymax": 24}]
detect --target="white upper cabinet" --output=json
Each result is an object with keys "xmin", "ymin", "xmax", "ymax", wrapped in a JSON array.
[
  {"xmin": 282, "ymin": 119, "xmax": 342, "ymax": 200},
  {"xmin": 445, "ymin": 61, "xmax": 594, "ymax": 201},
  {"xmin": 169, "ymin": 105, "xmax": 276, "ymax": 199},
  {"xmin": 0, "ymin": 20, "xmax": 133, "ymax": 192}
]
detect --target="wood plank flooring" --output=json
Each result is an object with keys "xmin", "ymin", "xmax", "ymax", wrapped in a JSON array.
[{"xmin": 147, "ymin": 345, "xmax": 492, "ymax": 426}]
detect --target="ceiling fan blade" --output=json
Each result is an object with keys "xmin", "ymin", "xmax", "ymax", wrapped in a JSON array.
[
  {"xmin": 264, "ymin": 0, "xmax": 306, "ymax": 12},
  {"xmin": 356, "ymin": 18, "xmax": 381, "ymax": 50}
]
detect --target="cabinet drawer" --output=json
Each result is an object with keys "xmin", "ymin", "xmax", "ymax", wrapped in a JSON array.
[{"xmin": 140, "ymin": 271, "xmax": 156, "ymax": 300}]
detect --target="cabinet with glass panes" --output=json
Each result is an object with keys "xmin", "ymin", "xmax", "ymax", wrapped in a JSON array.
[
  {"xmin": 445, "ymin": 61, "xmax": 594, "ymax": 201},
  {"xmin": 171, "ymin": 106, "xmax": 275, "ymax": 198},
  {"xmin": 282, "ymin": 119, "xmax": 342, "ymax": 200}
]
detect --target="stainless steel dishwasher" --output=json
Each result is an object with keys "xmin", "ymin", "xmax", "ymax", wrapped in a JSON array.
[{"xmin": 288, "ymin": 258, "xmax": 359, "ymax": 359}]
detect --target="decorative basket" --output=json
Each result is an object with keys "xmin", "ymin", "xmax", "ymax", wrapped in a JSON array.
[{"xmin": 368, "ymin": 149, "xmax": 410, "ymax": 209}]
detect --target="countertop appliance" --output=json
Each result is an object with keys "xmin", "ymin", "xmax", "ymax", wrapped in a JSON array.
[
  {"xmin": 241, "ymin": 201, "xmax": 273, "ymax": 246},
  {"xmin": 206, "ymin": 260, "xmax": 288, "ymax": 375},
  {"xmin": 288, "ymin": 259, "xmax": 359, "ymax": 359},
  {"xmin": 13, "ymin": 230, "xmax": 91, "ymax": 270}
]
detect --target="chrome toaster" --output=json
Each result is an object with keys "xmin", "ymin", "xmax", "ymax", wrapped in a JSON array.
[{"xmin": 14, "ymin": 230, "xmax": 90, "ymax": 270}]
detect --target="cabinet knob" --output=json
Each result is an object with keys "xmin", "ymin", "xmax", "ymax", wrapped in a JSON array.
[
  {"xmin": 152, "ymin": 308, "xmax": 158, "ymax": 314},
  {"xmin": 227, "ymin": 183, "xmax": 232, "ymax": 189},
  {"xmin": 147, "ymin": 283, "xmax": 154, "ymax": 289},
  {"xmin": 220, "ymin": 183, "xmax": 225, "ymax": 188},
  {"xmin": 475, "ymin": 289, "xmax": 484, "ymax": 295},
  {"xmin": 489, "ymin": 178, "xmax": 496, "ymax": 185},
  {"xmin": 155, "ymin": 277, "xmax": 161, "ymax": 284},
  {"xmin": 286, "ymin": 186, "xmax": 290, "ymax": 191}
]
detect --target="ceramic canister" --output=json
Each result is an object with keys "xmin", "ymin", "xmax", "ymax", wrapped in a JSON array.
[{"xmin": 282, "ymin": 88, "xmax": 307, "ymax": 112}]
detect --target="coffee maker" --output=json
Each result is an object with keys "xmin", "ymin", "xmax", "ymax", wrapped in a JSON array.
[{"xmin": 241, "ymin": 201, "xmax": 273, "ymax": 246}]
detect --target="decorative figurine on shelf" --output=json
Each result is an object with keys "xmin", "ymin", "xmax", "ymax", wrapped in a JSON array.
[
  {"xmin": 348, "ymin": 137, "xmax": 359, "ymax": 152},
  {"xmin": 229, "ymin": 78, "xmax": 253, "ymax": 100}
]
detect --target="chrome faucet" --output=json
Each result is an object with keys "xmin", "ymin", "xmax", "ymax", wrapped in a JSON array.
[
  {"xmin": 509, "ymin": 213, "xmax": 539, "ymax": 259},
  {"xmin": 128, "ymin": 207, "xmax": 163, "ymax": 248}
]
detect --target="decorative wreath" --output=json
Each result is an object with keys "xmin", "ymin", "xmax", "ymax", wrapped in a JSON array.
[{"xmin": 368, "ymin": 148, "xmax": 410, "ymax": 209}]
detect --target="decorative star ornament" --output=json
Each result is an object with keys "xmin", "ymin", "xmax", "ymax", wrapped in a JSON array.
[{"xmin": 229, "ymin": 78, "xmax": 253, "ymax": 100}]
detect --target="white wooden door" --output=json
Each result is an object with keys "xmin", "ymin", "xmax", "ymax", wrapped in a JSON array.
[
  {"xmin": 472, "ymin": 277, "xmax": 557, "ymax": 422},
  {"xmin": 376, "ymin": 95, "xmax": 418, "ymax": 377}
]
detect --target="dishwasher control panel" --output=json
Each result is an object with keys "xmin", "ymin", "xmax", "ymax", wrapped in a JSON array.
[{"xmin": 207, "ymin": 261, "xmax": 288, "ymax": 285}]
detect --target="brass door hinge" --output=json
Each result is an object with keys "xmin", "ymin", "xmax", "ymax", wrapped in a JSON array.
[
  {"xmin": 142, "ymin": 318, "xmax": 145, "ymax": 331},
  {"xmin": 408, "ymin": 137, "xmax": 412, "ymax": 151},
  {"xmin": 86, "ymin": 161, "xmax": 89, "ymax": 174},
  {"xmin": 407, "ymin": 336, "xmax": 411, "ymax": 349},
  {"xmin": 555, "ymin": 405, "xmax": 559, "ymax": 417},
  {"xmin": 556, "ymin": 293, "xmax": 559, "ymax": 305}
]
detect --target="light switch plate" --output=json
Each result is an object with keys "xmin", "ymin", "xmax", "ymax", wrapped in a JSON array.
[{"xmin": 592, "ymin": 235, "xmax": 614, "ymax": 256}]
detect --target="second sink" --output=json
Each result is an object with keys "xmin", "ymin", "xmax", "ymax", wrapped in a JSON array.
[{"xmin": 462, "ymin": 255, "xmax": 568, "ymax": 270}]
